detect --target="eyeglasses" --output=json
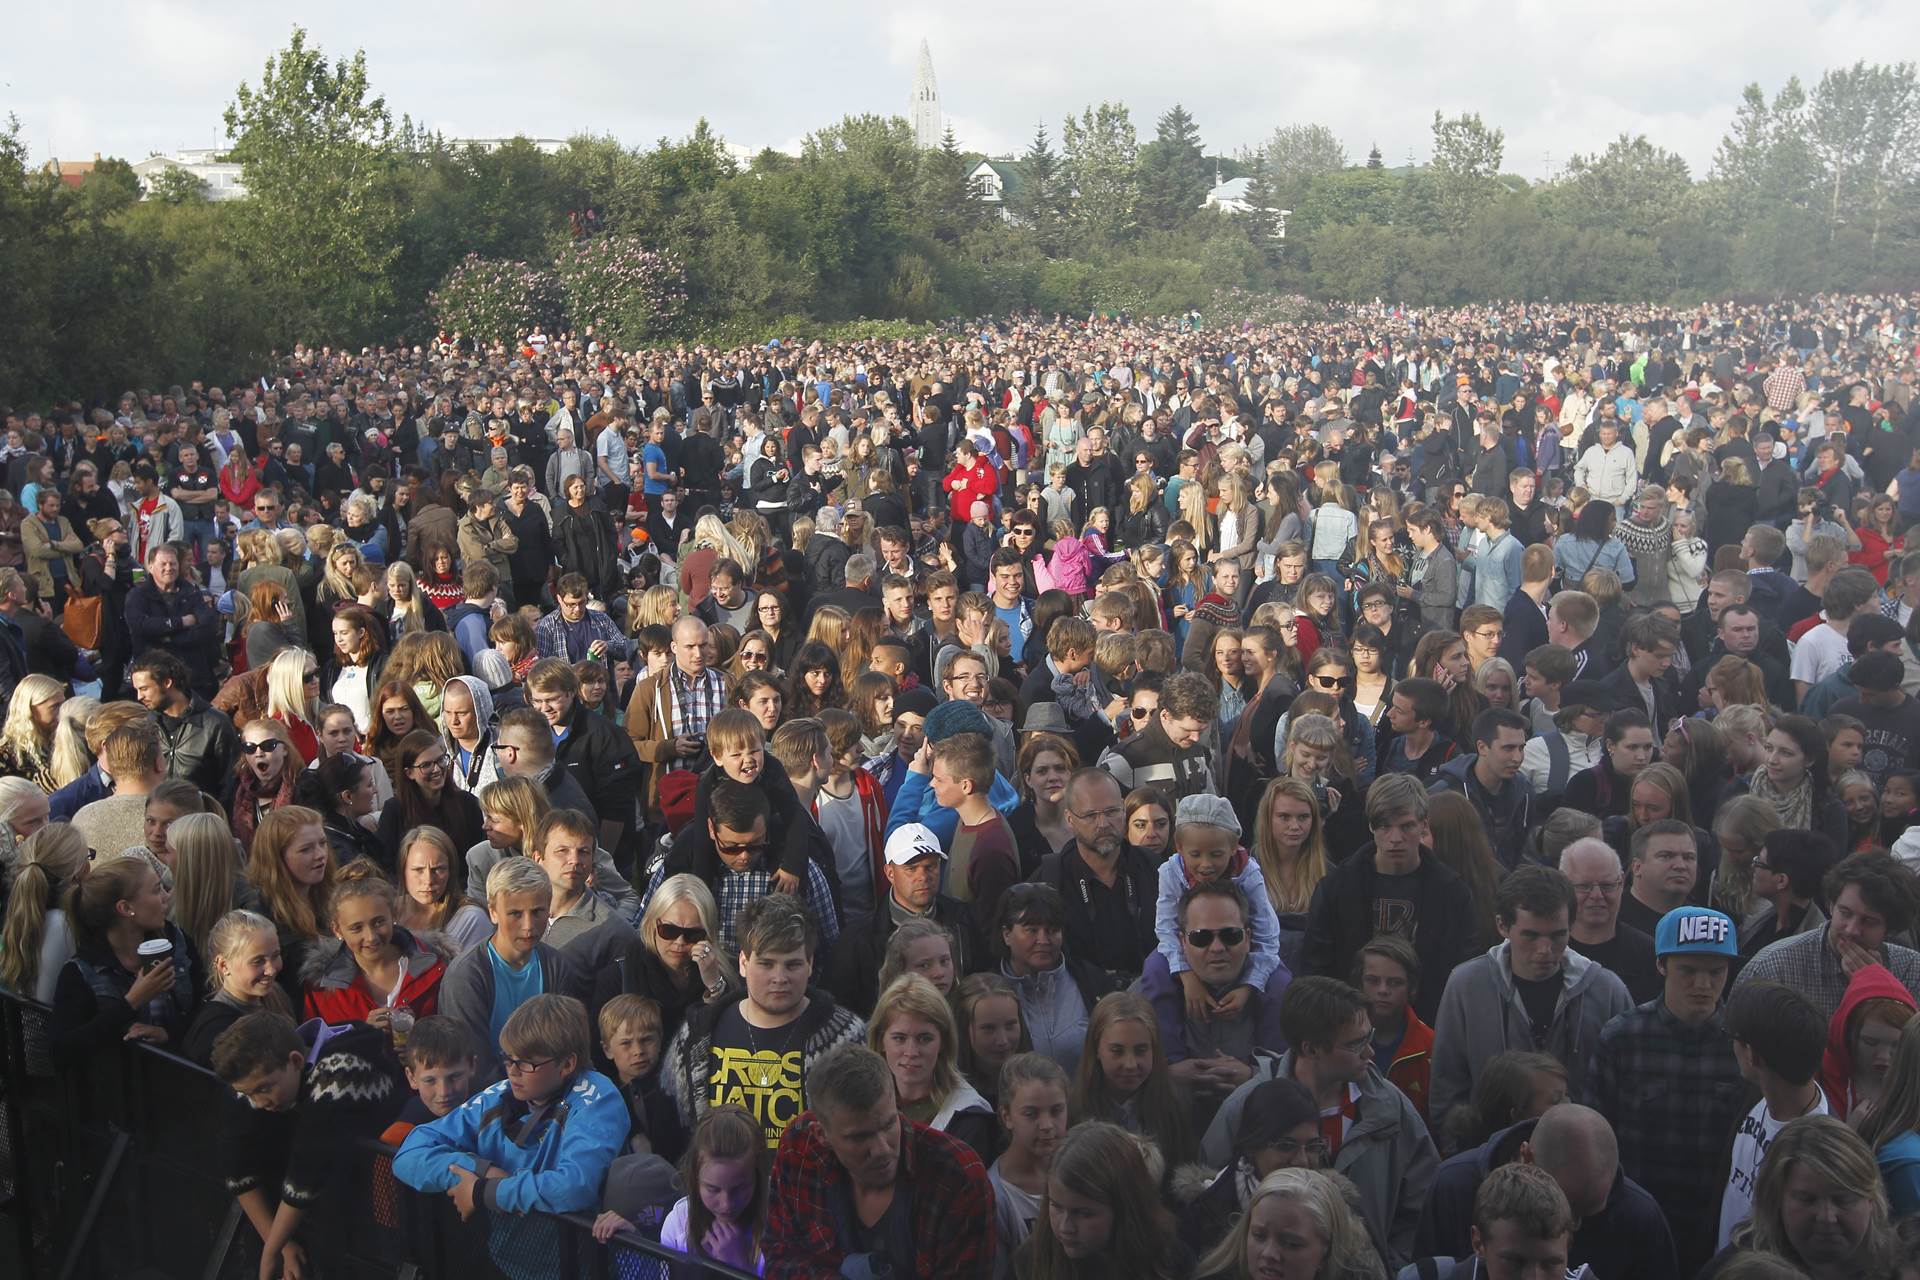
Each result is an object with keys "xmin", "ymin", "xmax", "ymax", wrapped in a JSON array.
[
  {"xmin": 1752, "ymin": 859, "xmax": 1774, "ymax": 873},
  {"xmin": 656, "ymin": 922, "xmax": 709, "ymax": 943},
  {"xmin": 1184, "ymin": 927, "xmax": 1247, "ymax": 948},
  {"xmin": 240, "ymin": 740, "xmax": 284, "ymax": 755},
  {"xmin": 502, "ymin": 1055, "xmax": 558, "ymax": 1076},
  {"xmin": 1071, "ymin": 804, "xmax": 1126, "ymax": 824},
  {"xmin": 741, "ymin": 650, "xmax": 768, "ymax": 664},
  {"xmin": 1267, "ymin": 1136, "xmax": 1331, "ymax": 1159},
  {"xmin": 410, "ymin": 755, "xmax": 450, "ymax": 773},
  {"xmin": 1569, "ymin": 879, "xmax": 1623, "ymax": 897}
]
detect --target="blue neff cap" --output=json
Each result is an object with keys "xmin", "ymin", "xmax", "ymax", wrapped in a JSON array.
[{"xmin": 1655, "ymin": 906, "xmax": 1737, "ymax": 959}]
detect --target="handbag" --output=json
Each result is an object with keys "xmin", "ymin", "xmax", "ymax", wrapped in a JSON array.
[{"xmin": 62, "ymin": 589, "xmax": 103, "ymax": 649}]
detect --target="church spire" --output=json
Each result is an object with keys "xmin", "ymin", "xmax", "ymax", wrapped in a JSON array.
[{"xmin": 912, "ymin": 40, "xmax": 941, "ymax": 150}]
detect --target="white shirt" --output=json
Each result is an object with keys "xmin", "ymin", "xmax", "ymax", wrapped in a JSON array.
[
  {"xmin": 1789, "ymin": 620, "xmax": 1851, "ymax": 687},
  {"xmin": 1719, "ymin": 1090, "xmax": 1830, "ymax": 1250}
]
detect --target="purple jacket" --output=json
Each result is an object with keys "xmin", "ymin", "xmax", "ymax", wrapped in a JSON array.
[{"xmin": 1137, "ymin": 949, "xmax": 1289, "ymax": 1064}]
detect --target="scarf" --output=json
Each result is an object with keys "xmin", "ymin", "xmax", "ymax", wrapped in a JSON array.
[
  {"xmin": 1750, "ymin": 768, "xmax": 1814, "ymax": 832},
  {"xmin": 232, "ymin": 763, "xmax": 300, "ymax": 850}
]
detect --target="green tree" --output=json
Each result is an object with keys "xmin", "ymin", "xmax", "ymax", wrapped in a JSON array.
[
  {"xmin": 1005, "ymin": 122, "xmax": 1067, "ymax": 255},
  {"xmin": 918, "ymin": 125, "xmax": 980, "ymax": 243},
  {"xmin": 1262, "ymin": 123, "xmax": 1348, "ymax": 198},
  {"xmin": 146, "ymin": 164, "xmax": 211, "ymax": 204},
  {"xmin": 1060, "ymin": 102, "xmax": 1140, "ymax": 247},
  {"xmin": 1366, "ymin": 144, "xmax": 1384, "ymax": 170},
  {"xmin": 1239, "ymin": 158, "xmax": 1287, "ymax": 269},
  {"xmin": 223, "ymin": 26, "xmax": 400, "ymax": 345},
  {"xmin": 1137, "ymin": 103, "xmax": 1210, "ymax": 231},
  {"xmin": 1428, "ymin": 111, "xmax": 1505, "ymax": 233},
  {"xmin": 79, "ymin": 157, "xmax": 142, "ymax": 215},
  {"xmin": 1554, "ymin": 134, "xmax": 1692, "ymax": 238},
  {"xmin": 1805, "ymin": 62, "xmax": 1920, "ymax": 251}
]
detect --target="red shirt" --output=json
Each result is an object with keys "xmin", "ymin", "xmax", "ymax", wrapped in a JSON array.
[{"xmin": 945, "ymin": 458, "xmax": 997, "ymax": 521}]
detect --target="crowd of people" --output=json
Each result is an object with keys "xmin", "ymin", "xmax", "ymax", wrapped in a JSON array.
[{"xmin": 5, "ymin": 293, "xmax": 1920, "ymax": 1279}]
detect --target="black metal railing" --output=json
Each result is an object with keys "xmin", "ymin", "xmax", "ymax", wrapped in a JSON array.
[{"xmin": 0, "ymin": 991, "xmax": 754, "ymax": 1280}]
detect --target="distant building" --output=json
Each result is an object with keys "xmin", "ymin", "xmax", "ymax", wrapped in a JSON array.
[
  {"xmin": 967, "ymin": 158, "xmax": 1028, "ymax": 222},
  {"xmin": 132, "ymin": 149, "xmax": 247, "ymax": 201},
  {"xmin": 911, "ymin": 40, "xmax": 941, "ymax": 150},
  {"xmin": 43, "ymin": 154, "xmax": 99, "ymax": 188},
  {"xmin": 1203, "ymin": 173, "xmax": 1289, "ymax": 238},
  {"xmin": 447, "ymin": 137, "xmax": 569, "ymax": 155}
]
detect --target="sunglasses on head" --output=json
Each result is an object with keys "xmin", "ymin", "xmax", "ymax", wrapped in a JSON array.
[
  {"xmin": 1184, "ymin": 927, "xmax": 1247, "ymax": 948},
  {"xmin": 656, "ymin": 921, "xmax": 709, "ymax": 943}
]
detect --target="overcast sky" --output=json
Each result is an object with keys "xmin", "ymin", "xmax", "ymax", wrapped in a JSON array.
[{"xmin": 10, "ymin": 1, "xmax": 1915, "ymax": 180}]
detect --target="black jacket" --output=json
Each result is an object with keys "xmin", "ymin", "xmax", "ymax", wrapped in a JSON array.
[
  {"xmin": 157, "ymin": 696, "xmax": 241, "ymax": 796},
  {"xmin": 551, "ymin": 699, "xmax": 641, "ymax": 844},
  {"xmin": 125, "ymin": 578, "xmax": 223, "ymax": 694},
  {"xmin": 832, "ymin": 895, "xmax": 981, "ymax": 1016},
  {"xmin": 1300, "ymin": 849, "xmax": 1476, "ymax": 1023},
  {"xmin": 556, "ymin": 504, "xmax": 619, "ymax": 602},
  {"xmin": 1028, "ymin": 840, "xmax": 1158, "ymax": 982},
  {"xmin": 501, "ymin": 498, "xmax": 557, "ymax": 594}
]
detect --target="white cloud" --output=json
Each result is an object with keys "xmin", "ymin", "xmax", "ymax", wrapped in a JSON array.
[{"xmin": 10, "ymin": 0, "xmax": 1918, "ymax": 177}]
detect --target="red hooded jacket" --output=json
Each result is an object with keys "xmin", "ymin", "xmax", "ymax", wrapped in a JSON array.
[{"xmin": 1819, "ymin": 962, "xmax": 1916, "ymax": 1119}]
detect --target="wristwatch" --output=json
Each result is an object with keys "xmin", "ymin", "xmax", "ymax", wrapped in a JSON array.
[{"xmin": 705, "ymin": 976, "xmax": 728, "ymax": 999}]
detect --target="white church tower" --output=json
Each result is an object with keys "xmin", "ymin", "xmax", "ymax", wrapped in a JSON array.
[{"xmin": 911, "ymin": 40, "xmax": 941, "ymax": 150}]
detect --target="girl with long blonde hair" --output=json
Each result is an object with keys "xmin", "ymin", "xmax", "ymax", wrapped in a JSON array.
[
  {"xmin": 0, "ymin": 673, "xmax": 64, "ymax": 790},
  {"xmin": 0, "ymin": 823, "xmax": 90, "ymax": 1001},
  {"xmin": 393, "ymin": 825, "xmax": 491, "ymax": 951},
  {"xmin": 182, "ymin": 909, "xmax": 290, "ymax": 1065},
  {"xmin": 168, "ymin": 812, "xmax": 242, "ymax": 964},
  {"xmin": 385, "ymin": 562, "xmax": 434, "ymax": 637},
  {"xmin": 264, "ymin": 648, "xmax": 322, "ymax": 765},
  {"xmin": 246, "ymin": 804, "xmax": 336, "ymax": 967},
  {"xmin": 47, "ymin": 694, "xmax": 100, "ymax": 790},
  {"xmin": 1251, "ymin": 776, "xmax": 1329, "ymax": 917},
  {"xmin": 1071, "ymin": 992, "xmax": 1195, "ymax": 1168}
]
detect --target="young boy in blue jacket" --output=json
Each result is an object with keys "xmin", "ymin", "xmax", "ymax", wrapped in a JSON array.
[{"xmin": 394, "ymin": 993, "xmax": 630, "ymax": 1280}]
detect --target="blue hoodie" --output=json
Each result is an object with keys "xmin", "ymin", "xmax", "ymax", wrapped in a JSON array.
[{"xmin": 885, "ymin": 766, "xmax": 1020, "ymax": 848}]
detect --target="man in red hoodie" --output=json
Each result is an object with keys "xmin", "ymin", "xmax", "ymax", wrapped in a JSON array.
[{"xmin": 1819, "ymin": 962, "xmax": 1917, "ymax": 1120}]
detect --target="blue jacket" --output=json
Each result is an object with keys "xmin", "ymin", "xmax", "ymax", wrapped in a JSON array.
[
  {"xmin": 1153, "ymin": 853, "xmax": 1284, "ymax": 991},
  {"xmin": 394, "ymin": 1070, "xmax": 629, "ymax": 1280},
  {"xmin": 884, "ymin": 766, "xmax": 1020, "ymax": 849},
  {"xmin": 1472, "ymin": 532, "xmax": 1524, "ymax": 609}
]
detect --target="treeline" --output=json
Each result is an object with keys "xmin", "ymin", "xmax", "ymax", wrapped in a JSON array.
[{"xmin": 3, "ymin": 28, "xmax": 1918, "ymax": 408}]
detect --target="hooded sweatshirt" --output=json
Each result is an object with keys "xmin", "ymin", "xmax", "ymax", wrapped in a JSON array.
[
  {"xmin": 1428, "ymin": 754, "xmax": 1534, "ymax": 871},
  {"xmin": 443, "ymin": 674, "xmax": 499, "ymax": 793},
  {"xmin": 1428, "ymin": 941, "xmax": 1634, "ymax": 1123},
  {"xmin": 1819, "ymin": 962, "xmax": 1917, "ymax": 1120}
]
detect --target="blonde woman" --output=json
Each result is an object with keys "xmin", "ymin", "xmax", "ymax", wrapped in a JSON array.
[
  {"xmin": 245, "ymin": 804, "xmax": 336, "ymax": 999},
  {"xmin": 1196, "ymin": 1168, "xmax": 1385, "ymax": 1280},
  {"xmin": 48, "ymin": 695, "xmax": 101, "ymax": 789},
  {"xmin": 387, "ymin": 630, "xmax": 462, "ymax": 720},
  {"xmin": 867, "ymin": 973, "xmax": 996, "ymax": 1152},
  {"xmin": 1668, "ymin": 507, "xmax": 1709, "ymax": 614},
  {"xmin": 318, "ymin": 542, "xmax": 364, "ymax": 613},
  {"xmin": 593, "ymin": 872, "xmax": 732, "ymax": 1050},
  {"xmin": 386, "ymin": 561, "xmax": 445, "ymax": 637},
  {"xmin": 0, "ymin": 823, "xmax": 90, "ymax": 1001},
  {"xmin": 463, "ymin": 774, "xmax": 553, "ymax": 900},
  {"xmin": 630, "ymin": 585, "xmax": 681, "ymax": 633},
  {"xmin": 181, "ymin": 909, "xmax": 290, "ymax": 1065},
  {"xmin": 1251, "ymin": 777, "xmax": 1329, "ymax": 918},
  {"xmin": 394, "ymin": 826, "xmax": 491, "ymax": 953},
  {"xmin": 263, "ymin": 647, "xmax": 323, "ymax": 764},
  {"xmin": 167, "ymin": 811, "xmax": 248, "ymax": 963},
  {"xmin": 0, "ymin": 674, "xmax": 65, "ymax": 790}
]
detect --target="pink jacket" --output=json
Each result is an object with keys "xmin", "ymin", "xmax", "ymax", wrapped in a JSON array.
[{"xmin": 1049, "ymin": 534, "xmax": 1092, "ymax": 596}]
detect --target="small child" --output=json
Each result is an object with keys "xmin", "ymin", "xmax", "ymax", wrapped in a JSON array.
[
  {"xmin": 815, "ymin": 708, "xmax": 888, "ymax": 924},
  {"xmin": 598, "ymin": 993, "xmax": 686, "ymax": 1162},
  {"xmin": 595, "ymin": 1104, "xmax": 769, "ymax": 1274},
  {"xmin": 212, "ymin": 1011, "xmax": 405, "ymax": 1280},
  {"xmin": 988, "ymin": 1053, "xmax": 1070, "ymax": 1279},
  {"xmin": 394, "ymin": 994, "xmax": 630, "ymax": 1280},
  {"xmin": 1047, "ymin": 516, "xmax": 1092, "ymax": 598},
  {"xmin": 1152, "ymin": 794, "xmax": 1284, "ymax": 1023},
  {"xmin": 397, "ymin": 1015, "xmax": 479, "ymax": 1127},
  {"xmin": 962, "ymin": 500, "xmax": 997, "ymax": 592},
  {"xmin": 1040, "ymin": 465, "xmax": 1076, "ymax": 530},
  {"xmin": 1839, "ymin": 770, "xmax": 1880, "ymax": 852}
]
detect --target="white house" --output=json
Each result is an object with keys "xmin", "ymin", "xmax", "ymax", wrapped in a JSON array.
[
  {"xmin": 132, "ymin": 149, "xmax": 247, "ymax": 200},
  {"xmin": 1202, "ymin": 175, "xmax": 1289, "ymax": 238}
]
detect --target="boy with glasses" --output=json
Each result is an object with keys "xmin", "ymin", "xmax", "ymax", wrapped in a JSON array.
[{"xmin": 395, "ymin": 994, "xmax": 628, "ymax": 1277}]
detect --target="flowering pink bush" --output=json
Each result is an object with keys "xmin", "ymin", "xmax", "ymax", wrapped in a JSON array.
[
  {"xmin": 428, "ymin": 255, "xmax": 559, "ymax": 343},
  {"xmin": 552, "ymin": 236, "xmax": 687, "ymax": 343}
]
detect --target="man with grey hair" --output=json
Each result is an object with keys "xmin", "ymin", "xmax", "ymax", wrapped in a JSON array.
[
  {"xmin": 1413, "ymin": 1103, "xmax": 1679, "ymax": 1280},
  {"xmin": 1560, "ymin": 837, "xmax": 1659, "ymax": 1003},
  {"xmin": 763, "ymin": 1043, "xmax": 994, "ymax": 1278},
  {"xmin": 805, "ymin": 503, "xmax": 850, "ymax": 597},
  {"xmin": 807, "ymin": 553, "xmax": 880, "ymax": 623}
]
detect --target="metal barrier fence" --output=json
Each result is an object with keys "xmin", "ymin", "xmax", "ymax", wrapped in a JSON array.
[{"xmin": 0, "ymin": 992, "xmax": 754, "ymax": 1280}]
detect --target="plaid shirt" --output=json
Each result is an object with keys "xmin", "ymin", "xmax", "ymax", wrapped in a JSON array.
[
  {"xmin": 1733, "ymin": 929, "xmax": 1920, "ymax": 1022},
  {"xmin": 763, "ymin": 1112, "xmax": 993, "ymax": 1280},
  {"xmin": 1590, "ymin": 999, "xmax": 1748, "ymax": 1243},
  {"xmin": 1764, "ymin": 363, "xmax": 1807, "ymax": 413},
  {"xmin": 644, "ymin": 858, "xmax": 840, "ymax": 955},
  {"xmin": 667, "ymin": 664, "xmax": 728, "ymax": 771}
]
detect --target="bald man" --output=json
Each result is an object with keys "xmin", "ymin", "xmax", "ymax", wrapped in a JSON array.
[
  {"xmin": 1414, "ymin": 1103, "xmax": 1679, "ymax": 1280},
  {"xmin": 627, "ymin": 614, "xmax": 733, "ymax": 825}
]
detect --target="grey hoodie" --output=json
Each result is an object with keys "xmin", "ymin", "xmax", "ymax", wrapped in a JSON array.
[
  {"xmin": 443, "ymin": 675, "xmax": 498, "ymax": 793},
  {"xmin": 1201, "ymin": 1050, "xmax": 1439, "ymax": 1272},
  {"xmin": 1428, "ymin": 941, "xmax": 1632, "ymax": 1125}
]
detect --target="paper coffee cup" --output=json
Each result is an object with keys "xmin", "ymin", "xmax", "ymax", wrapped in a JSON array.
[{"xmin": 136, "ymin": 938, "xmax": 173, "ymax": 972}]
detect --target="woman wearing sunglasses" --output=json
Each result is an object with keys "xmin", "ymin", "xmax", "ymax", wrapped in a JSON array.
[
  {"xmin": 227, "ymin": 717, "xmax": 302, "ymax": 850},
  {"xmin": 593, "ymin": 872, "xmax": 734, "ymax": 1053}
]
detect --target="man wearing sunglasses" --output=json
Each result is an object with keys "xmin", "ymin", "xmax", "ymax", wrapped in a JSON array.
[{"xmin": 1145, "ymin": 878, "xmax": 1285, "ymax": 1103}]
